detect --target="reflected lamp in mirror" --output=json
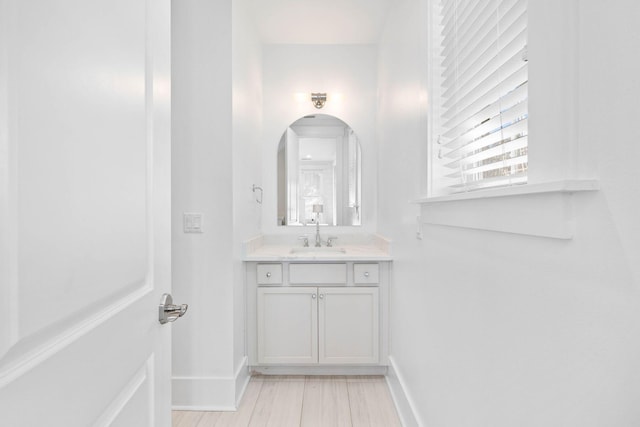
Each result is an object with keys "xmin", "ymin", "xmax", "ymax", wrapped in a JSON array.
[
  {"xmin": 312, "ymin": 204, "xmax": 323, "ymax": 224},
  {"xmin": 277, "ymin": 114, "xmax": 362, "ymax": 227}
]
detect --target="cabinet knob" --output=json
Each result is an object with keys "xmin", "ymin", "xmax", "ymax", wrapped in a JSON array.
[
  {"xmin": 266, "ymin": 272, "xmax": 271, "ymax": 278},
  {"xmin": 319, "ymin": 294, "xmax": 324, "ymax": 299},
  {"xmin": 364, "ymin": 272, "xmax": 370, "ymax": 278},
  {"xmin": 312, "ymin": 294, "xmax": 317, "ymax": 299}
]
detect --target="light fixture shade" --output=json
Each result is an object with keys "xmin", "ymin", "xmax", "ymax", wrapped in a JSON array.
[
  {"xmin": 311, "ymin": 93, "xmax": 327, "ymax": 109},
  {"xmin": 312, "ymin": 204, "xmax": 323, "ymax": 213}
]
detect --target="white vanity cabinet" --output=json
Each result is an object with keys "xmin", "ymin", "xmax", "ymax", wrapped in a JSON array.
[
  {"xmin": 246, "ymin": 261, "xmax": 390, "ymax": 373},
  {"xmin": 257, "ymin": 286, "xmax": 379, "ymax": 365}
]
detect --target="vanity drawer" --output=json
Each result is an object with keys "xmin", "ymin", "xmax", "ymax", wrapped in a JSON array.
[
  {"xmin": 289, "ymin": 263, "xmax": 347, "ymax": 285},
  {"xmin": 353, "ymin": 263, "xmax": 379, "ymax": 284},
  {"xmin": 257, "ymin": 264, "xmax": 283, "ymax": 285}
]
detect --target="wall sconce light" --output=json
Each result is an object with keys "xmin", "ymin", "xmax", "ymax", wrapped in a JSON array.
[{"xmin": 311, "ymin": 93, "xmax": 327, "ymax": 109}]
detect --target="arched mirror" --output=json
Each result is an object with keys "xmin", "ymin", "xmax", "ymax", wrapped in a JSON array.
[{"xmin": 277, "ymin": 114, "xmax": 361, "ymax": 226}]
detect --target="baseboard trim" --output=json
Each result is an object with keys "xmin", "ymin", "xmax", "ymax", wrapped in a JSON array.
[
  {"xmin": 171, "ymin": 375, "xmax": 237, "ymax": 411},
  {"xmin": 386, "ymin": 356, "xmax": 422, "ymax": 427},
  {"xmin": 250, "ymin": 365, "xmax": 388, "ymax": 376},
  {"xmin": 172, "ymin": 404, "xmax": 236, "ymax": 412},
  {"xmin": 234, "ymin": 356, "xmax": 250, "ymax": 407},
  {"xmin": 172, "ymin": 357, "xmax": 250, "ymax": 411}
]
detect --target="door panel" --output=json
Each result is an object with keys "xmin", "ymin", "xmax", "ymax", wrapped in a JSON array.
[
  {"xmin": 0, "ymin": 0, "xmax": 172, "ymax": 425},
  {"xmin": 14, "ymin": 0, "xmax": 148, "ymax": 342}
]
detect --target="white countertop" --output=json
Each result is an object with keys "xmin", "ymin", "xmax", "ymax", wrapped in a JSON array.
[{"xmin": 243, "ymin": 234, "xmax": 392, "ymax": 261}]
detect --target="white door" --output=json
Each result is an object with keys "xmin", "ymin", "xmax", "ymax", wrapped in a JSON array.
[
  {"xmin": 257, "ymin": 287, "xmax": 318, "ymax": 364},
  {"xmin": 0, "ymin": 0, "xmax": 173, "ymax": 425},
  {"xmin": 318, "ymin": 287, "xmax": 379, "ymax": 364}
]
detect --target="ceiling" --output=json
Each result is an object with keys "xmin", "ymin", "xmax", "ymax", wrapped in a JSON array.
[{"xmin": 246, "ymin": 0, "xmax": 394, "ymax": 44}]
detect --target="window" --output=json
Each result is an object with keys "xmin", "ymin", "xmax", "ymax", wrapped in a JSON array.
[{"xmin": 429, "ymin": 0, "xmax": 528, "ymax": 196}]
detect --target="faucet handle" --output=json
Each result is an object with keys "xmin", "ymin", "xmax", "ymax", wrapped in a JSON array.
[
  {"xmin": 298, "ymin": 235, "xmax": 309, "ymax": 247},
  {"xmin": 326, "ymin": 236, "xmax": 338, "ymax": 247}
]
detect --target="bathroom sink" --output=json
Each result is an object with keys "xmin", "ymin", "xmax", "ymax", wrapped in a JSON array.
[{"xmin": 289, "ymin": 247, "xmax": 346, "ymax": 254}]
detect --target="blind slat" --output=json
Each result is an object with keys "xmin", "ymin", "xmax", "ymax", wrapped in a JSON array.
[
  {"xmin": 442, "ymin": 62, "xmax": 527, "ymax": 126},
  {"xmin": 446, "ymin": 150, "xmax": 528, "ymax": 176},
  {"xmin": 442, "ymin": 81, "xmax": 527, "ymax": 141},
  {"xmin": 442, "ymin": 0, "xmax": 526, "ymax": 70},
  {"xmin": 444, "ymin": 117, "xmax": 528, "ymax": 159},
  {"xmin": 442, "ymin": 43, "xmax": 527, "ymax": 115},
  {"xmin": 441, "ymin": 0, "xmax": 493, "ymax": 57},
  {"xmin": 443, "ymin": 97, "xmax": 528, "ymax": 151},
  {"xmin": 444, "ymin": 135, "xmax": 527, "ymax": 172},
  {"xmin": 459, "ymin": 134, "xmax": 528, "ymax": 166},
  {"xmin": 445, "ymin": 154, "xmax": 528, "ymax": 179},
  {"xmin": 460, "ymin": 154, "xmax": 528, "ymax": 177},
  {"xmin": 446, "ymin": 171, "xmax": 527, "ymax": 191},
  {"xmin": 442, "ymin": 27, "xmax": 526, "ymax": 98},
  {"xmin": 442, "ymin": 0, "xmax": 480, "ymax": 32}
]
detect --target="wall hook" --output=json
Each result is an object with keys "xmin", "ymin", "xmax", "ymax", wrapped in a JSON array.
[{"xmin": 252, "ymin": 184, "xmax": 263, "ymax": 204}]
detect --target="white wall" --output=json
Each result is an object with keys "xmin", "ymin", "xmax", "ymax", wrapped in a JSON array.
[
  {"xmin": 261, "ymin": 44, "xmax": 378, "ymax": 236},
  {"xmin": 232, "ymin": 0, "xmax": 263, "ymax": 400},
  {"xmin": 171, "ymin": 0, "xmax": 237, "ymax": 409},
  {"xmin": 378, "ymin": 1, "xmax": 640, "ymax": 426}
]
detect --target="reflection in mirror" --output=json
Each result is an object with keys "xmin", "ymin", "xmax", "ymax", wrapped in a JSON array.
[{"xmin": 277, "ymin": 114, "xmax": 361, "ymax": 226}]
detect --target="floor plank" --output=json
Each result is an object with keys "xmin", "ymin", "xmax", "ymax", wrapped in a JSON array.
[
  {"xmin": 213, "ymin": 378, "xmax": 264, "ymax": 427},
  {"xmin": 248, "ymin": 377, "xmax": 305, "ymax": 427},
  {"xmin": 258, "ymin": 375, "xmax": 306, "ymax": 382},
  {"xmin": 301, "ymin": 377, "xmax": 352, "ymax": 427},
  {"xmin": 195, "ymin": 411, "xmax": 222, "ymax": 427},
  {"xmin": 172, "ymin": 410, "xmax": 205, "ymax": 427},
  {"xmin": 347, "ymin": 378, "xmax": 401, "ymax": 427}
]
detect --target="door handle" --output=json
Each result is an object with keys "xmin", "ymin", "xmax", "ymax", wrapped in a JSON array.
[{"xmin": 159, "ymin": 293, "xmax": 188, "ymax": 324}]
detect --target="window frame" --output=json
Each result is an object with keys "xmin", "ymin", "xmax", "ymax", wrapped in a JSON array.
[{"xmin": 420, "ymin": 0, "xmax": 598, "ymax": 238}]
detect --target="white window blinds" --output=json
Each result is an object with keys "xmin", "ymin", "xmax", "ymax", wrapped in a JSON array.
[{"xmin": 431, "ymin": 0, "xmax": 528, "ymax": 195}]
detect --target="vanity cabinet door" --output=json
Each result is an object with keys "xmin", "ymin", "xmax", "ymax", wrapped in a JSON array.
[
  {"xmin": 318, "ymin": 287, "xmax": 379, "ymax": 364},
  {"xmin": 257, "ymin": 287, "xmax": 318, "ymax": 364}
]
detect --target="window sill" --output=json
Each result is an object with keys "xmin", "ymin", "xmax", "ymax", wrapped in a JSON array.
[
  {"xmin": 413, "ymin": 179, "xmax": 599, "ymax": 204},
  {"xmin": 412, "ymin": 179, "xmax": 599, "ymax": 239}
]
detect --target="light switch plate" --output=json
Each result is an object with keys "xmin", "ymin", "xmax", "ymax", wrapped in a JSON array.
[{"xmin": 183, "ymin": 212, "xmax": 203, "ymax": 233}]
